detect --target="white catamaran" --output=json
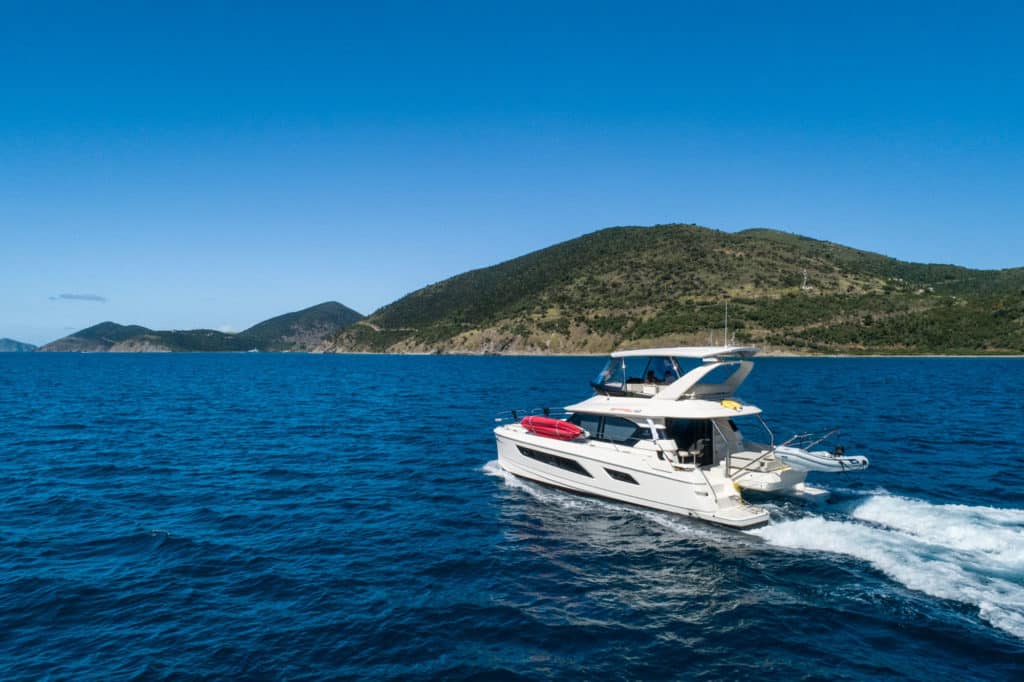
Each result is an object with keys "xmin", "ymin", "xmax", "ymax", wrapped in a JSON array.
[{"xmin": 494, "ymin": 346, "xmax": 868, "ymax": 528}]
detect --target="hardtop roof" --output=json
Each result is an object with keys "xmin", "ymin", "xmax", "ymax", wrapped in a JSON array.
[
  {"xmin": 609, "ymin": 345, "xmax": 759, "ymax": 360},
  {"xmin": 565, "ymin": 395, "xmax": 762, "ymax": 420}
]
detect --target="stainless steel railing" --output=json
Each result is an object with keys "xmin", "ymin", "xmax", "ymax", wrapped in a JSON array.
[{"xmin": 493, "ymin": 407, "xmax": 571, "ymax": 424}]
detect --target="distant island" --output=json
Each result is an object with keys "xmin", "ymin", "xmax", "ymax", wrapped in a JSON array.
[
  {"xmin": 37, "ymin": 302, "xmax": 363, "ymax": 353},
  {"xmin": 314, "ymin": 224, "xmax": 1024, "ymax": 356},
  {"xmin": 0, "ymin": 338, "xmax": 37, "ymax": 352},
  {"xmin": 26, "ymin": 224, "xmax": 1024, "ymax": 356}
]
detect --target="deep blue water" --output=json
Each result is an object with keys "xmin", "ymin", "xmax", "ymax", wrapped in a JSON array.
[{"xmin": 1, "ymin": 353, "xmax": 1023, "ymax": 680}]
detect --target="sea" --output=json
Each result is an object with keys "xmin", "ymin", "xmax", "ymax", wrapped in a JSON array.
[{"xmin": 1, "ymin": 353, "xmax": 1023, "ymax": 680}]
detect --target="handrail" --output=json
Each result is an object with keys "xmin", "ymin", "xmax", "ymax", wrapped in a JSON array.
[
  {"xmin": 780, "ymin": 428, "xmax": 839, "ymax": 451},
  {"xmin": 714, "ymin": 417, "xmax": 776, "ymax": 481},
  {"xmin": 493, "ymin": 407, "xmax": 571, "ymax": 424},
  {"xmin": 755, "ymin": 414, "xmax": 776, "ymax": 450},
  {"xmin": 727, "ymin": 448, "xmax": 777, "ymax": 482},
  {"xmin": 698, "ymin": 466, "xmax": 719, "ymax": 504}
]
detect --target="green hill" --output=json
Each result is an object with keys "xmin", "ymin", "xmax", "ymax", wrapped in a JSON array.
[
  {"xmin": 37, "ymin": 301, "xmax": 364, "ymax": 352},
  {"xmin": 241, "ymin": 301, "xmax": 363, "ymax": 351},
  {"xmin": 319, "ymin": 224, "xmax": 1024, "ymax": 355}
]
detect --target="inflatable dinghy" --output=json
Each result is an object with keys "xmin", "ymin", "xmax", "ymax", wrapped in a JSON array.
[{"xmin": 774, "ymin": 445, "xmax": 869, "ymax": 473}]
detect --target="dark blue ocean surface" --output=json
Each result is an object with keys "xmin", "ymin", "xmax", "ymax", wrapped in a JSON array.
[{"xmin": 1, "ymin": 354, "xmax": 1023, "ymax": 680}]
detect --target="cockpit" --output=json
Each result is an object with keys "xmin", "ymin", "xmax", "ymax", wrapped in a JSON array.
[
  {"xmin": 591, "ymin": 355, "xmax": 686, "ymax": 396},
  {"xmin": 590, "ymin": 347, "xmax": 757, "ymax": 399}
]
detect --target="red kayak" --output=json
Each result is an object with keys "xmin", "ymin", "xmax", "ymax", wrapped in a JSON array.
[{"xmin": 520, "ymin": 416, "xmax": 585, "ymax": 441}]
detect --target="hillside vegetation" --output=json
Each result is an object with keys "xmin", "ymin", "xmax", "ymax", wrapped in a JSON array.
[
  {"xmin": 319, "ymin": 224, "xmax": 1024, "ymax": 355},
  {"xmin": 38, "ymin": 302, "xmax": 363, "ymax": 352},
  {"xmin": 234, "ymin": 301, "xmax": 364, "ymax": 351}
]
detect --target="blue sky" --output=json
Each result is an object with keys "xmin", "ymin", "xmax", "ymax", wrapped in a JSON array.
[{"xmin": 2, "ymin": 1, "xmax": 1022, "ymax": 345}]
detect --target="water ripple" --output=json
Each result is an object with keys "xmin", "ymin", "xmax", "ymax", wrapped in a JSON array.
[{"xmin": 0, "ymin": 353, "xmax": 1022, "ymax": 680}]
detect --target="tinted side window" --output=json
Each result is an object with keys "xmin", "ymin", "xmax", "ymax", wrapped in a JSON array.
[
  {"xmin": 605, "ymin": 468, "xmax": 638, "ymax": 484},
  {"xmin": 517, "ymin": 446, "xmax": 593, "ymax": 478},
  {"xmin": 568, "ymin": 413, "xmax": 600, "ymax": 436},
  {"xmin": 601, "ymin": 417, "xmax": 644, "ymax": 446}
]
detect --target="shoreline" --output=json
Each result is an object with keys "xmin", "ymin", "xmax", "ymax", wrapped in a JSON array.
[
  {"xmin": 312, "ymin": 348, "xmax": 1024, "ymax": 359},
  {"xmin": 17, "ymin": 348, "xmax": 1024, "ymax": 359}
]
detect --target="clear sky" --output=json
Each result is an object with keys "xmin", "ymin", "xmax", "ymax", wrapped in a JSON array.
[{"xmin": 2, "ymin": 1, "xmax": 1022, "ymax": 345}]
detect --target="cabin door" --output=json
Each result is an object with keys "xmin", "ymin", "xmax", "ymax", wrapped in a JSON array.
[{"xmin": 665, "ymin": 419, "xmax": 714, "ymax": 466}]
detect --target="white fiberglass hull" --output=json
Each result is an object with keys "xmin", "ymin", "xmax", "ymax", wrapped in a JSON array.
[{"xmin": 494, "ymin": 426, "xmax": 769, "ymax": 529}]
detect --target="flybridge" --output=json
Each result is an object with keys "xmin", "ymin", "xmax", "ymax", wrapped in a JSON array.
[
  {"xmin": 610, "ymin": 346, "xmax": 759, "ymax": 360},
  {"xmin": 593, "ymin": 346, "xmax": 758, "ymax": 400}
]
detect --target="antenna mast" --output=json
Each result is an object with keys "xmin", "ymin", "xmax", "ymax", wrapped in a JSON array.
[{"xmin": 724, "ymin": 301, "xmax": 728, "ymax": 348}]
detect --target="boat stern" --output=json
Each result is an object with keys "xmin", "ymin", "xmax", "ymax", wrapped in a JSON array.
[{"xmin": 710, "ymin": 503, "xmax": 770, "ymax": 529}]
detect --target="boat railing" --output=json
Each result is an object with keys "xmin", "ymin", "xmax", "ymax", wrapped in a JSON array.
[
  {"xmin": 727, "ymin": 453, "xmax": 776, "ymax": 481},
  {"xmin": 493, "ymin": 407, "xmax": 572, "ymax": 425},
  {"xmin": 725, "ymin": 427, "xmax": 841, "ymax": 480},
  {"xmin": 720, "ymin": 415, "xmax": 778, "ymax": 481},
  {"xmin": 780, "ymin": 428, "xmax": 840, "ymax": 452}
]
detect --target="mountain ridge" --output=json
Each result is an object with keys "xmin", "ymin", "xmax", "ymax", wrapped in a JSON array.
[
  {"xmin": 37, "ymin": 301, "xmax": 363, "ymax": 353},
  {"xmin": 0, "ymin": 338, "xmax": 37, "ymax": 352},
  {"xmin": 316, "ymin": 224, "xmax": 1024, "ymax": 355}
]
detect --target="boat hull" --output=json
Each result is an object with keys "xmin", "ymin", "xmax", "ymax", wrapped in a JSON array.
[{"xmin": 494, "ymin": 426, "xmax": 768, "ymax": 529}]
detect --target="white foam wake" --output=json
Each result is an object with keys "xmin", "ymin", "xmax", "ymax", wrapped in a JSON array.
[
  {"xmin": 851, "ymin": 495, "xmax": 1024, "ymax": 567},
  {"xmin": 485, "ymin": 460, "xmax": 1024, "ymax": 638},
  {"xmin": 752, "ymin": 494, "xmax": 1024, "ymax": 639},
  {"xmin": 482, "ymin": 458, "xmax": 526, "ymax": 489}
]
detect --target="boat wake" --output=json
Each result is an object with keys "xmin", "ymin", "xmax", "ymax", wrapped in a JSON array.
[
  {"xmin": 751, "ymin": 493, "xmax": 1024, "ymax": 640},
  {"xmin": 485, "ymin": 459, "xmax": 1024, "ymax": 639}
]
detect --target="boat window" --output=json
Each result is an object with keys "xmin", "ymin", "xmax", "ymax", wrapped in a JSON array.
[
  {"xmin": 517, "ymin": 446, "xmax": 593, "ymax": 477},
  {"xmin": 592, "ymin": 358, "xmax": 625, "ymax": 390},
  {"xmin": 622, "ymin": 357, "xmax": 648, "ymax": 384},
  {"xmin": 567, "ymin": 414, "xmax": 646, "ymax": 445},
  {"xmin": 601, "ymin": 417, "xmax": 645, "ymax": 446},
  {"xmin": 594, "ymin": 356, "xmax": 689, "ymax": 395},
  {"xmin": 567, "ymin": 413, "xmax": 601, "ymax": 437},
  {"xmin": 625, "ymin": 357, "xmax": 679, "ymax": 386},
  {"xmin": 646, "ymin": 357, "xmax": 679, "ymax": 383},
  {"xmin": 605, "ymin": 468, "xmax": 639, "ymax": 484}
]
